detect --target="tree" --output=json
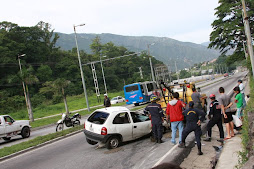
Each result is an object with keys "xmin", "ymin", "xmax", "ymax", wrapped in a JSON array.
[
  {"xmin": 40, "ymin": 78, "xmax": 71, "ymax": 114},
  {"xmin": 209, "ymin": 0, "xmax": 254, "ymax": 60}
]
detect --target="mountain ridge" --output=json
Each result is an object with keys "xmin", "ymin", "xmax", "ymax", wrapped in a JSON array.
[{"xmin": 55, "ymin": 33, "xmax": 221, "ymax": 69}]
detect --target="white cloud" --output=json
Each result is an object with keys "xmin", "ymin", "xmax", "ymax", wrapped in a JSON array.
[{"xmin": 0, "ymin": 0, "xmax": 219, "ymax": 43}]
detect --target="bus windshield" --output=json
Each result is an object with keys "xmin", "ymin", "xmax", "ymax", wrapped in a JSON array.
[{"xmin": 125, "ymin": 85, "xmax": 139, "ymax": 92}]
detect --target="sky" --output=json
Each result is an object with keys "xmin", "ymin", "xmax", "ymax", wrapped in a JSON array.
[{"xmin": 1, "ymin": 0, "xmax": 219, "ymax": 44}]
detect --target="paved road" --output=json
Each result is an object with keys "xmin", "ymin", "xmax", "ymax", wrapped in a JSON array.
[
  {"xmin": 0, "ymin": 103, "xmax": 136, "ymax": 149},
  {"xmin": 0, "ymin": 74, "xmax": 226, "ymax": 149},
  {"xmin": 0, "ymin": 72, "xmax": 247, "ymax": 169}
]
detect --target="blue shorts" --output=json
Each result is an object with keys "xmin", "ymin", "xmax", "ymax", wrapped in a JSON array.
[{"xmin": 236, "ymin": 107, "xmax": 243, "ymax": 118}]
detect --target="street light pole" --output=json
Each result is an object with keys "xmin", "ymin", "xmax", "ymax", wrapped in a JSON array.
[
  {"xmin": 147, "ymin": 43, "xmax": 155, "ymax": 82},
  {"xmin": 100, "ymin": 55, "xmax": 107, "ymax": 94},
  {"xmin": 74, "ymin": 24, "xmax": 90, "ymax": 111},
  {"xmin": 17, "ymin": 54, "xmax": 30, "ymax": 119}
]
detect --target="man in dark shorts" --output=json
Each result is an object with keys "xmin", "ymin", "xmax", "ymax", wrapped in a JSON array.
[{"xmin": 218, "ymin": 87, "xmax": 234, "ymax": 140}]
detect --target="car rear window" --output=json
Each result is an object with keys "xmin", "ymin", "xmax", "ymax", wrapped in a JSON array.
[
  {"xmin": 125, "ymin": 85, "xmax": 139, "ymax": 92},
  {"xmin": 88, "ymin": 111, "xmax": 109, "ymax": 124}
]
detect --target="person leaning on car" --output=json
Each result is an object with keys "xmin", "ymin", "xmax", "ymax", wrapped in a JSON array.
[
  {"xmin": 144, "ymin": 95, "xmax": 164, "ymax": 143},
  {"xmin": 104, "ymin": 94, "xmax": 111, "ymax": 107}
]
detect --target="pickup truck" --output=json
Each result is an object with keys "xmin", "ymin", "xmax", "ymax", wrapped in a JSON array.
[{"xmin": 0, "ymin": 115, "xmax": 31, "ymax": 141}]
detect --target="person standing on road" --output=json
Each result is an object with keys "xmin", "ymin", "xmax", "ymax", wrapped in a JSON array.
[
  {"xmin": 238, "ymin": 79, "xmax": 246, "ymax": 108},
  {"xmin": 233, "ymin": 86, "xmax": 243, "ymax": 120},
  {"xmin": 104, "ymin": 94, "xmax": 111, "ymax": 107},
  {"xmin": 144, "ymin": 95, "xmax": 164, "ymax": 143},
  {"xmin": 191, "ymin": 88, "xmax": 207, "ymax": 111},
  {"xmin": 178, "ymin": 101, "xmax": 206, "ymax": 155},
  {"xmin": 166, "ymin": 92, "xmax": 185, "ymax": 145},
  {"xmin": 204, "ymin": 94, "xmax": 224, "ymax": 142},
  {"xmin": 218, "ymin": 87, "xmax": 234, "ymax": 140}
]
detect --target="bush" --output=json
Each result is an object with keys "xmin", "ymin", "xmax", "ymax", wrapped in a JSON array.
[
  {"xmin": 31, "ymin": 94, "xmax": 46, "ymax": 108},
  {"xmin": 52, "ymin": 95, "xmax": 62, "ymax": 104}
]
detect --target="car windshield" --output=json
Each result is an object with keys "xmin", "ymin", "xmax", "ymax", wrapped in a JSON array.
[
  {"xmin": 88, "ymin": 111, "xmax": 109, "ymax": 124},
  {"xmin": 111, "ymin": 97, "xmax": 118, "ymax": 100}
]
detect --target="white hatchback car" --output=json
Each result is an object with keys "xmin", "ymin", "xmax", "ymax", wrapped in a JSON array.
[
  {"xmin": 84, "ymin": 106, "xmax": 151, "ymax": 149},
  {"xmin": 110, "ymin": 96, "xmax": 125, "ymax": 105}
]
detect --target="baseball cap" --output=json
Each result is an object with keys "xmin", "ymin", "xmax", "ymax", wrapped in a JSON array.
[
  {"xmin": 104, "ymin": 94, "xmax": 107, "ymax": 96},
  {"xmin": 238, "ymin": 79, "xmax": 242, "ymax": 83},
  {"xmin": 209, "ymin": 94, "xmax": 215, "ymax": 98}
]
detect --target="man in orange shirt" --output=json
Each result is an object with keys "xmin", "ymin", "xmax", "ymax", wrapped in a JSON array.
[{"xmin": 166, "ymin": 92, "xmax": 185, "ymax": 145}]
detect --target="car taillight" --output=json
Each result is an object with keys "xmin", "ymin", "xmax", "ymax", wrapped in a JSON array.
[
  {"xmin": 126, "ymin": 99, "xmax": 129, "ymax": 102},
  {"xmin": 101, "ymin": 127, "xmax": 107, "ymax": 135},
  {"xmin": 84, "ymin": 122, "xmax": 85, "ymax": 129},
  {"xmin": 139, "ymin": 97, "xmax": 143, "ymax": 100}
]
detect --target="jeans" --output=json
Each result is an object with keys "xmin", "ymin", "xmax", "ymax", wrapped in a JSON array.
[
  {"xmin": 171, "ymin": 121, "xmax": 183, "ymax": 144},
  {"xmin": 236, "ymin": 107, "xmax": 243, "ymax": 118},
  {"xmin": 242, "ymin": 93, "xmax": 246, "ymax": 108}
]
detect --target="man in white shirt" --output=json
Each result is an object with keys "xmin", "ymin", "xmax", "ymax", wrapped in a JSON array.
[{"xmin": 238, "ymin": 79, "xmax": 246, "ymax": 108}]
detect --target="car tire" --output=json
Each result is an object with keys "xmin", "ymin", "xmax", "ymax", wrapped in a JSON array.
[
  {"xmin": 21, "ymin": 126, "xmax": 30, "ymax": 138},
  {"xmin": 3, "ymin": 137, "xmax": 11, "ymax": 141},
  {"xmin": 134, "ymin": 103, "xmax": 139, "ymax": 106},
  {"xmin": 56, "ymin": 123, "xmax": 64, "ymax": 132},
  {"xmin": 86, "ymin": 138, "xmax": 98, "ymax": 145},
  {"xmin": 106, "ymin": 136, "xmax": 121, "ymax": 149}
]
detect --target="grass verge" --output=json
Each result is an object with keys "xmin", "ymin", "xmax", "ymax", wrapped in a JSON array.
[
  {"xmin": 5, "ymin": 91, "xmax": 124, "ymax": 120},
  {"xmin": 31, "ymin": 101, "xmax": 126, "ymax": 128},
  {"xmin": 0, "ymin": 125, "xmax": 83, "ymax": 158},
  {"xmin": 237, "ymin": 77, "xmax": 254, "ymax": 168}
]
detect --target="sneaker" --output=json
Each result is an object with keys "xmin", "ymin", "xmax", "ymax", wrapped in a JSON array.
[
  {"xmin": 178, "ymin": 143, "xmax": 186, "ymax": 148},
  {"xmin": 171, "ymin": 142, "xmax": 176, "ymax": 145},
  {"xmin": 197, "ymin": 151, "xmax": 203, "ymax": 155},
  {"xmin": 203, "ymin": 138, "xmax": 211, "ymax": 142},
  {"xmin": 158, "ymin": 139, "xmax": 164, "ymax": 144}
]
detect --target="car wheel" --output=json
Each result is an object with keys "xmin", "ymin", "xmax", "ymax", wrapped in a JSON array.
[
  {"xmin": 106, "ymin": 136, "xmax": 121, "ymax": 149},
  {"xmin": 21, "ymin": 126, "xmax": 30, "ymax": 138},
  {"xmin": 56, "ymin": 123, "xmax": 64, "ymax": 132},
  {"xmin": 3, "ymin": 137, "xmax": 11, "ymax": 141},
  {"xmin": 86, "ymin": 138, "xmax": 98, "ymax": 145},
  {"xmin": 134, "ymin": 103, "xmax": 139, "ymax": 106}
]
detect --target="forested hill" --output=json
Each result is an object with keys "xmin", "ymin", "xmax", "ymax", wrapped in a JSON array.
[{"xmin": 56, "ymin": 33, "xmax": 221, "ymax": 69}]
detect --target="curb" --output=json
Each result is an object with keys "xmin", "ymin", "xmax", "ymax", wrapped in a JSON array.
[
  {"xmin": 157, "ymin": 121, "xmax": 208, "ymax": 166},
  {"xmin": 0, "ymin": 129, "xmax": 84, "ymax": 162}
]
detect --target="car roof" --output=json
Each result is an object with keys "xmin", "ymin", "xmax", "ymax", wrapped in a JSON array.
[{"xmin": 95, "ymin": 106, "xmax": 130, "ymax": 114}]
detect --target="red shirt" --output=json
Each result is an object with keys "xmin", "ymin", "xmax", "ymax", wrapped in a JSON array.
[{"xmin": 166, "ymin": 100, "xmax": 184, "ymax": 122}]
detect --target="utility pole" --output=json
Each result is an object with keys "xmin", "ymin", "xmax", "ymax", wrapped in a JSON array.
[
  {"xmin": 241, "ymin": 0, "xmax": 254, "ymax": 77},
  {"xmin": 175, "ymin": 61, "xmax": 179, "ymax": 82},
  {"xmin": 74, "ymin": 24, "xmax": 90, "ymax": 111},
  {"xmin": 139, "ymin": 67, "xmax": 143, "ymax": 79},
  {"xmin": 100, "ymin": 55, "xmax": 107, "ymax": 94},
  {"xmin": 17, "ymin": 54, "xmax": 34, "ymax": 121},
  {"xmin": 147, "ymin": 43, "xmax": 155, "ymax": 82}
]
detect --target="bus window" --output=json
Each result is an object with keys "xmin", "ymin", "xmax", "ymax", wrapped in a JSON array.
[
  {"xmin": 125, "ymin": 85, "xmax": 139, "ymax": 92},
  {"xmin": 140, "ymin": 85, "xmax": 144, "ymax": 94},
  {"xmin": 147, "ymin": 83, "xmax": 154, "ymax": 92}
]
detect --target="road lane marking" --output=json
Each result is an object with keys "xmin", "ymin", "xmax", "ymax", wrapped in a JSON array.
[{"xmin": 152, "ymin": 144, "xmax": 178, "ymax": 167}]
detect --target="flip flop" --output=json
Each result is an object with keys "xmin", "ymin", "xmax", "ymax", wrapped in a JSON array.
[{"xmin": 224, "ymin": 137, "xmax": 231, "ymax": 140}]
